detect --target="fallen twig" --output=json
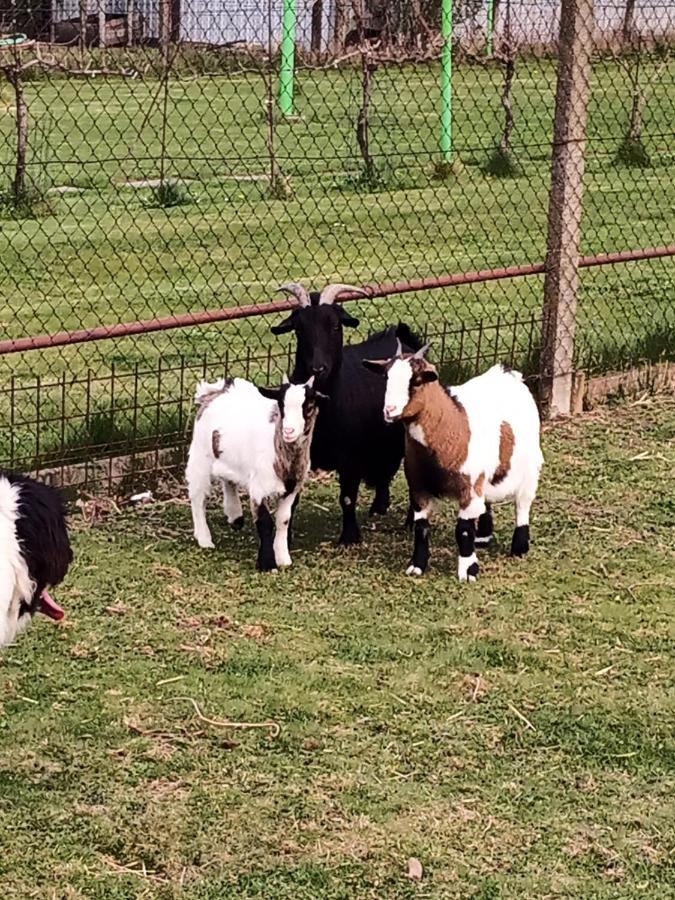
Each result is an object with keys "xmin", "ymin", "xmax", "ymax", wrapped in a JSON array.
[
  {"xmin": 508, "ymin": 702, "xmax": 536, "ymax": 731},
  {"xmin": 169, "ymin": 696, "xmax": 280, "ymax": 737},
  {"xmin": 593, "ymin": 664, "xmax": 616, "ymax": 677},
  {"xmin": 102, "ymin": 855, "xmax": 170, "ymax": 884},
  {"xmin": 628, "ymin": 451, "xmax": 668, "ymax": 461},
  {"xmin": 156, "ymin": 674, "xmax": 186, "ymax": 686}
]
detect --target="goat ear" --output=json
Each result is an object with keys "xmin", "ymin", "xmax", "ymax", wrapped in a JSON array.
[
  {"xmin": 271, "ymin": 313, "xmax": 296, "ymax": 335},
  {"xmin": 258, "ymin": 385, "xmax": 282, "ymax": 401},
  {"xmin": 363, "ymin": 358, "xmax": 388, "ymax": 375},
  {"xmin": 338, "ymin": 307, "xmax": 360, "ymax": 328},
  {"xmin": 418, "ymin": 370, "xmax": 438, "ymax": 384}
]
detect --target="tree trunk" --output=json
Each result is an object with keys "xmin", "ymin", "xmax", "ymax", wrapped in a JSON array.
[
  {"xmin": 98, "ymin": 0, "xmax": 106, "ymax": 48},
  {"xmin": 500, "ymin": 56, "xmax": 515, "ymax": 152},
  {"xmin": 265, "ymin": 0, "xmax": 280, "ymax": 192},
  {"xmin": 79, "ymin": 0, "xmax": 88, "ymax": 59},
  {"xmin": 622, "ymin": 0, "xmax": 636, "ymax": 44},
  {"xmin": 127, "ymin": 0, "xmax": 135, "ymax": 46},
  {"xmin": 628, "ymin": 84, "xmax": 645, "ymax": 140},
  {"xmin": 492, "ymin": 0, "xmax": 502, "ymax": 52},
  {"xmin": 159, "ymin": 0, "xmax": 171, "ymax": 54},
  {"xmin": 10, "ymin": 69, "xmax": 28, "ymax": 204},
  {"xmin": 500, "ymin": 0, "xmax": 514, "ymax": 153},
  {"xmin": 627, "ymin": 41, "xmax": 643, "ymax": 140},
  {"xmin": 311, "ymin": 0, "xmax": 323, "ymax": 53},
  {"xmin": 332, "ymin": 0, "xmax": 349, "ymax": 52},
  {"xmin": 356, "ymin": 52, "xmax": 376, "ymax": 176}
]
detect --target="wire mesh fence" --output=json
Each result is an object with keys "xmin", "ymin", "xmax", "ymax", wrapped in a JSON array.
[{"xmin": 0, "ymin": 0, "xmax": 673, "ymax": 491}]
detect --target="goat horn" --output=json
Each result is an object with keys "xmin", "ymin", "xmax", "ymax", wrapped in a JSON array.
[
  {"xmin": 395, "ymin": 338, "xmax": 403, "ymax": 358},
  {"xmin": 318, "ymin": 283, "xmax": 369, "ymax": 306},
  {"xmin": 277, "ymin": 283, "xmax": 311, "ymax": 307},
  {"xmin": 413, "ymin": 342, "xmax": 431, "ymax": 359}
]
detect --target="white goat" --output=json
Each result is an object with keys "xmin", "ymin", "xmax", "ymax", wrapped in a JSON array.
[
  {"xmin": 364, "ymin": 345, "xmax": 543, "ymax": 582},
  {"xmin": 185, "ymin": 375, "xmax": 322, "ymax": 571}
]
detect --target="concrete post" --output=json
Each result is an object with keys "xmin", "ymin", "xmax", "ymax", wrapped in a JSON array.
[{"xmin": 541, "ymin": 0, "xmax": 595, "ymax": 417}]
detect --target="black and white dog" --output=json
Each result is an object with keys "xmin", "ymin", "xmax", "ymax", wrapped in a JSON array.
[{"xmin": 0, "ymin": 472, "xmax": 72, "ymax": 648}]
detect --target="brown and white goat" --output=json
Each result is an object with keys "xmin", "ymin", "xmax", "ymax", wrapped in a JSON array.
[{"xmin": 364, "ymin": 346, "xmax": 543, "ymax": 582}]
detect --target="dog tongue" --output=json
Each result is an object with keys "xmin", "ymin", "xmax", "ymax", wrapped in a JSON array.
[{"xmin": 38, "ymin": 590, "xmax": 65, "ymax": 621}]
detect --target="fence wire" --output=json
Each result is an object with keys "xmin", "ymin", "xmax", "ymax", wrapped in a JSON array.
[{"xmin": 0, "ymin": 0, "xmax": 673, "ymax": 490}]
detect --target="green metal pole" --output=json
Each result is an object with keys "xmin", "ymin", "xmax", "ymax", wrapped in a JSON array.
[
  {"xmin": 440, "ymin": 0, "xmax": 453, "ymax": 162},
  {"xmin": 278, "ymin": 0, "xmax": 297, "ymax": 116},
  {"xmin": 486, "ymin": 0, "xmax": 494, "ymax": 56}
]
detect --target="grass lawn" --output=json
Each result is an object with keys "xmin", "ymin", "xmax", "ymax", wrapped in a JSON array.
[
  {"xmin": 0, "ymin": 56, "xmax": 673, "ymax": 385},
  {"xmin": 0, "ymin": 56, "xmax": 673, "ymax": 470},
  {"xmin": 0, "ymin": 396, "xmax": 673, "ymax": 898}
]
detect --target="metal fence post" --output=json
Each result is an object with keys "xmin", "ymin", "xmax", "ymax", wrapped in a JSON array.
[
  {"xmin": 279, "ymin": 0, "xmax": 297, "ymax": 115},
  {"xmin": 540, "ymin": 0, "xmax": 595, "ymax": 417}
]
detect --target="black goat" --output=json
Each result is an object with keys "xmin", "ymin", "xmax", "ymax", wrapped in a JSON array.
[{"xmin": 271, "ymin": 282, "xmax": 422, "ymax": 545}]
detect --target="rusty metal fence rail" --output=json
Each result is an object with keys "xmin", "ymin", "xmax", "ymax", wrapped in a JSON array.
[{"xmin": 0, "ymin": 0, "xmax": 674, "ymax": 492}]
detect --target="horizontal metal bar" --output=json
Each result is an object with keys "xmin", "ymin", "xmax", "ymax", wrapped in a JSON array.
[{"xmin": 1, "ymin": 244, "xmax": 673, "ymax": 356}]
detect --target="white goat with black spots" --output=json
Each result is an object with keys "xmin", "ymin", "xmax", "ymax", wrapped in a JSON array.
[{"xmin": 186, "ymin": 375, "xmax": 323, "ymax": 571}]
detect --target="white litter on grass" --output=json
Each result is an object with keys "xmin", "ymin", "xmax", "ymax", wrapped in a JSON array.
[{"xmin": 130, "ymin": 491, "xmax": 154, "ymax": 504}]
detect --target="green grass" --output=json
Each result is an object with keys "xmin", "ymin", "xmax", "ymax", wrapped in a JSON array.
[
  {"xmin": 1, "ymin": 396, "xmax": 673, "ymax": 898},
  {"xmin": 0, "ymin": 55, "xmax": 673, "ymax": 468},
  {"xmin": 0, "ymin": 56, "xmax": 673, "ymax": 378}
]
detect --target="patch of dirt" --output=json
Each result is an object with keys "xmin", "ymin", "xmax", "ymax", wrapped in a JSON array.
[
  {"xmin": 461, "ymin": 673, "xmax": 490, "ymax": 702},
  {"xmin": 242, "ymin": 622, "xmax": 272, "ymax": 641}
]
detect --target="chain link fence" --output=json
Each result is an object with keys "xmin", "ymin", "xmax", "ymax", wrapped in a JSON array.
[{"xmin": 0, "ymin": 0, "xmax": 673, "ymax": 491}]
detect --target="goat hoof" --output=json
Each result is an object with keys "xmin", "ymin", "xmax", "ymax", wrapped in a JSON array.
[
  {"xmin": 230, "ymin": 516, "xmax": 245, "ymax": 531},
  {"xmin": 338, "ymin": 532, "xmax": 361, "ymax": 547},
  {"xmin": 196, "ymin": 537, "xmax": 215, "ymax": 549},
  {"xmin": 510, "ymin": 525, "xmax": 530, "ymax": 558},
  {"xmin": 369, "ymin": 501, "xmax": 389, "ymax": 517},
  {"xmin": 458, "ymin": 561, "xmax": 480, "ymax": 583},
  {"xmin": 406, "ymin": 565, "xmax": 424, "ymax": 577}
]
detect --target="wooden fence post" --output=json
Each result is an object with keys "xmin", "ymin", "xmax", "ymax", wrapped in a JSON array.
[{"xmin": 540, "ymin": 0, "xmax": 595, "ymax": 417}]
